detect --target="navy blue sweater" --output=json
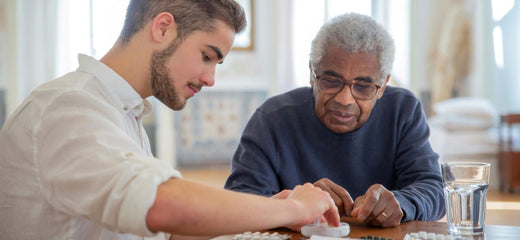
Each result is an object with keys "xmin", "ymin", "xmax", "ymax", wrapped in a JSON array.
[{"xmin": 225, "ymin": 86, "xmax": 445, "ymax": 222}]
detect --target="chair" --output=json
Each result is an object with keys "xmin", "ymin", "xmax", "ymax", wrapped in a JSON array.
[{"xmin": 498, "ymin": 113, "xmax": 520, "ymax": 193}]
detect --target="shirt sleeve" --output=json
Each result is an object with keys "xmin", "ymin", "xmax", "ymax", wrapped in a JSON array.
[
  {"xmin": 392, "ymin": 99, "xmax": 446, "ymax": 222},
  {"xmin": 35, "ymin": 91, "xmax": 181, "ymax": 236},
  {"xmin": 224, "ymin": 109, "xmax": 281, "ymax": 196}
]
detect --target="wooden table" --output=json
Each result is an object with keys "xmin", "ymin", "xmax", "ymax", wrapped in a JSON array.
[
  {"xmin": 220, "ymin": 217, "xmax": 520, "ymax": 240},
  {"xmin": 340, "ymin": 217, "xmax": 520, "ymax": 239}
]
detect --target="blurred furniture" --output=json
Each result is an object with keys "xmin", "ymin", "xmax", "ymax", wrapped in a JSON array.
[
  {"xmin": 499, "ymin": 113, "xmax": 520, "ymax": 193},
  {"xmin": 429, "ymin": 97, "xmax": 500, "ymax": 189}
]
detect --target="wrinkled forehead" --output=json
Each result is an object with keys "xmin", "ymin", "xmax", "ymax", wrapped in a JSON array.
[{"xmin": 315, "ymin": 47, "xmax": 381, "ymax": 76}]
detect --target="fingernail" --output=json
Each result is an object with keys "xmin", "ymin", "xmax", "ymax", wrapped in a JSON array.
[{"xmin": 359, "ymin": 214, "xmax": 367, "ymax": 221}]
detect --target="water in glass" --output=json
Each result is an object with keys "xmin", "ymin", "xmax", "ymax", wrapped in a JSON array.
[{"xmin": 444, "ymin": 181, "xmax": 488, "ymax": 235}]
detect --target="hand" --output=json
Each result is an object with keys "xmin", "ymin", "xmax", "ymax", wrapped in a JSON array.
[
  {"xmin": 350, "ymin": 184, "xmax": 403, "ymax": 227},
  {"xmin": 271, "ymin": 189, "xmax": 292, "ymax": 199},
  {"xmin": 285, "ymin": 183, "xmax": 340, "ymax": 231},
  {"xmin": 313, "ymin": 178, "xmax": 354, "ymax": 216}
]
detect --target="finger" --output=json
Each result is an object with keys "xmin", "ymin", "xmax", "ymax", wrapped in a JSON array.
[
  {"xmin": 381, "ymin": 196, "xmax": 404, "ymax": 227},
  {"xmin": 271, "ymin": 189, "xmax": 292, "ymax": 199},
  {"xmin": 322, "ymin": 198, "xmax": 340, "ymax": 227},
  {"xmin": 357, "ymin": 187, "xmax": 382, "ymax": 222},
  {"xmin": 326, "ymin": 182, "xmax": 354, "ymax": 216},
  {"xmin": 370, "ymin": 210, "xmax": 399, "ymax": 227},
  {"xmin": 301, "ymin": 184, "xmax": 341, "ymax": 228},
  {"xmin": 381, "ymin": 210, "xmax": 402, "ymax": 228},
  {"xmin": 365, "ymin": 206, "xmax": 390, "ymax": 227},
  {"xmin": 319, "ymin": 215, "xmax": 327, "ymax": 223},
  {"xmin": 315, "ymin": 185, "xmax": 340, "ymax": 227},
  {"xmin": 371, "ymin": 197, "xmax": 388, "ymax": 223},
  {"xmin": 313, "ymin": 181, "xmax": 341, "ymax": 211},
  {"xmin": 374, "ymin": 191, "xmax": 400, "ymax": 224},
  {"xmin": 350, "ymin": 196, "xmax": 365, "ymax": 217},
  {"xmin": 369, "ymin": 190, "xmax": 403, "ymax": 227},
  {"xmin": 374, "ymin": 209, "xmax": 390, "ymax": 224},
  {"xmin": 314, "ymin": 178, "xmax": 352, "ymax": 214}
]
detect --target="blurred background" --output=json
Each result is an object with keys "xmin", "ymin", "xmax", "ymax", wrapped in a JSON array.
[{"xmin": 0, "ymin": 0, "xmax": 519, "ymax": 179}]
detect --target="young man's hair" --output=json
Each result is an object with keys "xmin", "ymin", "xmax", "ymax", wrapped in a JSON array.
[{"xmin": 119, "ymin": 0, "xmax": 247, "ymax": 44}]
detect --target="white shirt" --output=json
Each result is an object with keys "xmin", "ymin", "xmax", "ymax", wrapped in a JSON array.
[{"xmin": 0, "ymin": 54, "xmax": 181, "ymax": 240}]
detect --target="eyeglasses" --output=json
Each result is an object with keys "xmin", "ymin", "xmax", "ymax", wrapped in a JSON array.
[{"xmin": 312, "ymin": 70, "xmax": 382, "ymax": 100}]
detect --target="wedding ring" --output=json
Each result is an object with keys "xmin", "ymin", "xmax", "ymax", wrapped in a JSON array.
[{"xmin": 381, "ymin": 211, "xmax": 389, "ymax": 219}]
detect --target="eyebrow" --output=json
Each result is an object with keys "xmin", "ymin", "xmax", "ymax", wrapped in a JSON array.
[
  {"xmin": 322, "ymin": 70, "xmax": 375, "ymax": 83},
  {"xmin": 207, "ymin": 45, "xmax": 224, "ymax": 64},
  {"xmin": 354, "ymin": 76, "xmax": 375, "ymax": 83},
  {"xmin": 323, "ymin": 70, "xmax": 344, "ymax": 79}
]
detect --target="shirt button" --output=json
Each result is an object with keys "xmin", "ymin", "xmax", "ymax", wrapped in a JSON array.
[{"xmin": 122, "ymin": 104, "xmax": 129, "ymax": 111}]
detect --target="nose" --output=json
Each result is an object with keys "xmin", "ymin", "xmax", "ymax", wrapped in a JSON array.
[
  {"xmin": 200, "ymin": 66, "xmax": 216, "ymax": 87},
  {"xmin": 333, "ymin": 84, "xmax": 356, "ymax": 105}
]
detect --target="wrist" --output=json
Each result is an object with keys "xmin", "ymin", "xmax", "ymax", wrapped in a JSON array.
[{"xmin": 276, "ymin": 198, "xmax": 303, "ymax": 226}]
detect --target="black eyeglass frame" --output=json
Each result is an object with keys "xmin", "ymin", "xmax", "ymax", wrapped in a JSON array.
[{"xmin": 311, "ymin": 68, "xmax": 384, "ymax": 100}]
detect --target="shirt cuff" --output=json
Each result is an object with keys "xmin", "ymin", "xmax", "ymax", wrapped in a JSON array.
[
  {"xmin": 118, "ymin": 157, "xmax": 182, "ymax": 236},
  {"xmin": 393, "ymin": 191, "xmax": 415, "ymax": 222}
]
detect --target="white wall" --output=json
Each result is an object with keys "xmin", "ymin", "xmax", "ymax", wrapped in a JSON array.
[
  {"xmin": 410, "ymin": 0, "xmax": 437, "ymax": 95},
  {"xmin": 409, "ymin": 0, "xmax": 507, "ymax": 114},
  {"xmin": 158, "ymin": 0, "xmax": 283, "ymax": 166},
  {"xmin": 212, "ymin": 0, "xmax": 278, "ymax": 95},
  {"xmin": 1, "ymin": 0, "xmax": 62, "ymax": 116}
]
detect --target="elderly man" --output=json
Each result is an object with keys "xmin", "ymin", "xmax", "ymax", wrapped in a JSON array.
[
  {"xmin": 225, "ymin": 13, "xmax": 445, "ymax": 227},
  {"xmin": 0, "ymin": 0, "xmax": 339, "ymax": 239}
]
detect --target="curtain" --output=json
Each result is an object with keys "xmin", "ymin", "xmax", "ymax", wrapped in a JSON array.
[
  {"xmin": 3, "ymin": 0, "xmax": 65, "ymax": 115},
  {"xmin": 275, "ymin": 0, "xmax": 295, "ymax": 94},
  {"xmin": 430, "ymin": 0, "xmax": 473, "ymax": 107}
]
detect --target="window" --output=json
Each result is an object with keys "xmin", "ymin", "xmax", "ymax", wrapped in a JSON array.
[
  {"xmin": 58, "ymin": 0, "xmax": 129, "ymax": 75},
  {"xmin": 489, "ymin": 0, "xmax": 520, "ymax": 111},
  {"xmin": 491, "ymin": 0, "xmax": 514, "ymax": 69}
]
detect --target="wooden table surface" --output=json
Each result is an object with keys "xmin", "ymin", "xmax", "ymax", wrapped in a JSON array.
[{"xmin": 219, "ymin": 217, "xmax": 520, "ymax": 240}]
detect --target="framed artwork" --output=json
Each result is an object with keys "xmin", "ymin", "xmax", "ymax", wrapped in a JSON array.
[{"xmin": 233, "ymin": 0, "xmax": 254, "ymax": 50}]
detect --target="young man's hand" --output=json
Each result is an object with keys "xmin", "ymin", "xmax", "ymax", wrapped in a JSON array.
[
  {"xmin": 281, "ymin": 183, "xmax": 340, "ymax": 231},
  {"xmin": 313, "ymin": 178, "xmax": 354, "ymax": 216}
]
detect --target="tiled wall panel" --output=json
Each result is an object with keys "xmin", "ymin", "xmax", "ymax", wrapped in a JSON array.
[{"xmin": 175, "ymin": 91, "xmax": 267, "ymax": 166}]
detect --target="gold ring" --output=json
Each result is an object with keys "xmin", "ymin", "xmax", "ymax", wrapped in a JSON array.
[{"xmin": 381, "ymin": 212, "xmax": 389, "ymax": 219}]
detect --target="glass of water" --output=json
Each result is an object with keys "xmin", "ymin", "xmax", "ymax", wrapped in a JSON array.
[{"xmin": 441, "ymin": 162, "xmax": 490, "ymax": 236}]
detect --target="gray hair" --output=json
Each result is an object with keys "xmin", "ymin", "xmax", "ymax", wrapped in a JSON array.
[{"xmin": 310, "ymin": 13, "xmax": 395, "ymax": 79}]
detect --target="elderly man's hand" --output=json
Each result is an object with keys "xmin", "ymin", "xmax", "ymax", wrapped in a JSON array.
[
  {"xmin": 350, "ymin": 184, "xmax": 403, "ymax": 227},
  {"xmin": 313, "ymin": 178, "xmax": 354, "ymax": 216}
]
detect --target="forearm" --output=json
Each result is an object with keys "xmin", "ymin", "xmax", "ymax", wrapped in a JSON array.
[
  {"xmin": 146, "ymin": 178, "xmax": 305, "ymax": 236},
  {"xmin": 392, "ymin": 180, "xmax": 445, "ymax": 221}
]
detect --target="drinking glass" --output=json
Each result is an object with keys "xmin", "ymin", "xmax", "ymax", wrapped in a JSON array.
[{"xmin": 441, "ymin": 162, "xmax": 490, "ymax": 236}]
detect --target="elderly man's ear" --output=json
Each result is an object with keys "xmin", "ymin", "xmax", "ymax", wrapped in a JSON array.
[
  {"xmin": 377, "ymin": 75, "xmax": 391, "ymax": 99},
  {"xmin": 309, "ymin": 61, "xmax": 316, "ymax": 87}
]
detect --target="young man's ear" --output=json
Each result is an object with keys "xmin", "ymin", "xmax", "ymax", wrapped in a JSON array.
[{"xmin": 151, "ymin": 12, "xmax": 177, "ymax": 44}]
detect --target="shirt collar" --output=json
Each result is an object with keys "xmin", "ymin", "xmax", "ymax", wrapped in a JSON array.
[{"xmin": 76, "ymin": 54, "xmax": 152, "ymax": 117}]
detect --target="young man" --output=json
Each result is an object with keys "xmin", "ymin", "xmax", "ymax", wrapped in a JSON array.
[
  {"xmin": 0, "ymin": 1, "xmax": 339, "ymax": 239},
  {"xmin": 225, "ymin": 13, "xmax": 445, "ymax": 227}
]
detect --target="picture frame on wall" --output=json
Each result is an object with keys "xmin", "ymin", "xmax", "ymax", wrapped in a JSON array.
[{"xmin": 233, "ymin": 0, "xmax": 254, "ymax": 51}]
